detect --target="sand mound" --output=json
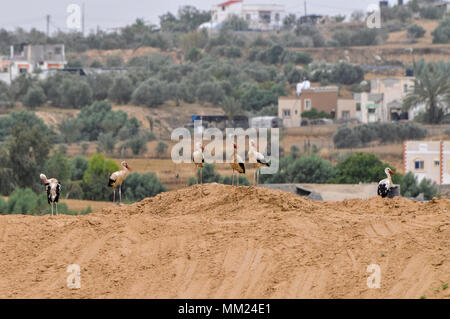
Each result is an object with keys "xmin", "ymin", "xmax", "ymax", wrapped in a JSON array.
[{"xmin": 0, "ymin": 183, "xmax": 449, "ymax": 298}]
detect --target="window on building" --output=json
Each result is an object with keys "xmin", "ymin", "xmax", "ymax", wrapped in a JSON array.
[
  {"xmin": 342, "ymin": 111, "xmax": 350, "ymax": 119},
  {"xmin": 403, "ymin": 84, "xmax": 408, "ymax": 93},
  {"xmin": 304, "ymin": 99, "xmax": 311, "ymax": 110},
  {"xmin": 294, "ymin": 109, "xmax": 298, "ymax": 115},
  {"xmin": 275, "ymin": 13, "xmax": 280, "ymax": 22},
  {"xmin": 54, "ymin": 47, "xmax": 62, "ymax": 55},
  {"xmin": 246, "ymin": 14, "xmax": 251, "ymax": 21},
  {"xmin": 414, "ymin": 159, "xmax": 424, "ymax": 170},
  {"xmin": 356, "ymin": 103, "xmax": 361, "ymax": 111},
  {"xmin": 368, "ymin": 108, "xmax": 376, "ymax": 114},
  {"xmin": 259, "ymin": 11, "xmax": 271, "ymax": 23},
  {"xmin": 283, "ymin": 109, "xmax": 291, "ymax": 117},
  {"xmin": 19, "ymin": 68, "xmax": 28, "ymax": 73},
  {"xmin": 434, "ymin": 159, "xmax": 440, "ymax": 167}
]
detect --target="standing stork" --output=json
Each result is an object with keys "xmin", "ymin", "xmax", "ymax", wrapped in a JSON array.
[
  {"xmin": 378, "ymin": 167, "xmax": 396, "ymax": 198},
  {"xmin": 192, "ymin": 142, "xmax": 205, "ymax": 184},
  {"xmin": 248, "ymin": 139, "xmax": 270, "ymax": 186},
  {"xmin": 229, "ymin": 143, "xmax": 245, "ymax": 186},
  {"xmin": 40, "ymin": 174, "xmax": 61, "ymax": 216},
  {"xmin": 108, "ymin": 161, "xmax": 132, "ymax": 205}
]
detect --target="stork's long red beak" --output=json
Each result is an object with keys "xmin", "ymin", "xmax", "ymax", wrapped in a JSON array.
[
  {"xmin": 127, "ymin": 165, "xmax": 132, "ymax": 171},
  {"xmin": 390, "ymin": 169, "xmax": 396, "ymax": 175}
]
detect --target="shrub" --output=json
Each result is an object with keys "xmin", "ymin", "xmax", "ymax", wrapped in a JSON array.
[
  {"xmin": 97, "ymin": 132, "xmax": 116, "ymax": 154},
  {"xmin": 108, "ymin": 75, "xmax": 133, "ymax": 104},
  {"xmin": 23, "ymin": 86, "xmax": 46, "ymax": 108},
  {"xmin": 432, "ymin": 17, "xmax": 450, "ymax": 44},
  {"xmin": 420, "ymin": 6, "xmax": 443, "ymax": 20},
  {"xmin": 122, "ymin": 172, "xmax": 166, "ymax": 202},
  {"xmin": 155, "ymin": 141, "xmax": 168, "ymax": 158},
  {"xmin": 401, "ymin": 172, "xmax": 439, "ymax": 200},
  {"xmin": 6, "ymin": 188, "xmax": 38, "ymax": 214},
  {"xmin": 330, "ymin": 153, "xmax": 400, "ymax": 184},
  {"xmin": 407, "ymin": 24, "xmax": 426, "ymax": 39},
  {"xmin": 70, "ymin": 156, "xmax": 89, "ymax": 181},
  {"xmin": 82, "ymin": 154, "xmax": 119, "ymax": 201},
  {"xmin": 132, "ymin": 79, "xmax": 168, "ymax": 107},
  {"xmin": 128, "ymin": 135, "xmax": 148, "ymax": 155},
  {"xmin": 106, "ymin": 54, "xmax": 124, "ymax": 67},
  {"xmin": 60, "ymin": 78, "xmax": 93, "ymax": 109}
]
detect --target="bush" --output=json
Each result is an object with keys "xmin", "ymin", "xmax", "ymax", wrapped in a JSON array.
[
  {"xmin": 122, "ymin": 172, "xmax": 166, "ymax": 202},
  {"xmin": 420, "ymin": 6, "xmax": 443, "ymax": 20},
  {"xmin": 106, "ymin": 54, "xmax": 124, "ymax": 67},
  {"xmin": 333, "ymin": 123, "xmax": 427, "ymax": 149},
  {"xmin": 60, "ymin": 78, "xmax": 93, "ymax": 109},
  {"xmin": 108, "ymin": 75, "xmax": 133, "ymax": 104},
  {"xmin": 407, "ymin": 24, "xmax": 426, "ymax": 39},
  {"xmin": 128, "ymin": 135, "xmax": 148, "ymax": 155},
  {"xmin": 0, "ymin": 197, "xmax": 7, "ymax": 214},
  {"xmin": 331, "ymin": 61, "xmax": 364, "ymax": 85},
  {"xmin": 330, "ymin": 153, "xmax": 400, "ymax": 184},
  {"xmin": 23, "ymin": 86, "xmax": 46, "ymax": 108},
  {"xmin": 6, "ymin": 188, "xmax": 38, "ymax": 214},
  {"xmin": 401, "ymin": 172, "xmax": 438, "ymax": 200},
  {"xmin": 155, "ymin": 141, "xmax": 168, "ymax": 158},
  {"xmin": 132, "ymin": 79, "xmax": 168, "ymax": 107},
  {"xmin": 82, "ymin": 154, "xmax": 119, "ymax": 201},
  {"xmin": 186, "ymin": 47, "xmax": 202, "ymax": 62},
  {"xmin": 89, "ymin": 73, "xmax": 114, "ymax": 101},
  {"xmin": 44, "ymin": 150, "xmax": 71, "ymax": 186},
  {"xmin": 432, "ymin": 17, "xmax": 450, "ymax": 44},
  {"xmin": 97, "ymin": 132, "xmax": 116, "ymax": 154},
  {"xmin": 70, "ymin": 156, "xmax": 89, "ymax": 181}
]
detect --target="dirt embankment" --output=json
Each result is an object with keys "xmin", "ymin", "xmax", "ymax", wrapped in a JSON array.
[{"xmin": 0, "ymin": 184, "xmax": 449, "ymax": 298}]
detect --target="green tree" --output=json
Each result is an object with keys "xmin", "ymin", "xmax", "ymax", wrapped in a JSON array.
[
  {"xmin": 330, "ymin": 153, "xmax": 401, "ymax": 184},
  {"xmin": 8, "ymin": 114, "xmax": 51, "ymax": 192},
  {"xmin": 155, "ymin": 141, "xmax": 168, "ymax": 158},
  {"xmin": 70, "ymin": 156, "xmax": 89, "ymax": 181},
  {"xmin": 82, "ymin": 154, "xmax": 119, "ymax": 201},
  {"xmin": 108, "ymin": 75, "xmax": 133, "ymax": 104},
  {"xmin": 105, "ymin": 54, "xmax": 124, "ymax": 67},
  {"xmin": 432, "ymin": 17, "xmax": 450, "ymax": 44},
  {"xmin": 97, "ymin": 132, "xmax": 116, "ymax": 154},
  {"xmin": 407, "ymin": 23, "xmax": 426, "ymax": 39},
  {"xmin": 128, "ymin": 135, "xmax": 148, "ymax": 155},
  {"xmin": 132, "ymin": 79, "xmax": 168, "ymax": 107},
  {"xmin": 44, "ymin": 150, "xmax": 71, "ymax": 187},
  {"xmin": 23, "ymin": 86, "xmax": 46, "ymax": 108},
  {"xmin": 221, "ymin": 14, "xmax": 249, "ymax": 31},
  {"xmin": 403, "ymin": 60, "xmax": 450, "ymax": 124},
  {"xmin": 60, "ymin": 78, "xmax": 93, "ymax": 108},
  {"xmin": 122, "ymin": 172, "xmax": 166, "ymax": 201}
]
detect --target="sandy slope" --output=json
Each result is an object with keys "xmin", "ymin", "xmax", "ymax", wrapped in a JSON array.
[{"xmin": 0, "ymin": 184, "xmax": 449, "ymax": 299}]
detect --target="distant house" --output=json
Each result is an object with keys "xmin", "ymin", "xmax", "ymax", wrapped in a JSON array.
[
  {"xmin": 0, "ymin": 44, "xmax": 67, "ymax": 83},
  {"xmin": 278, "ymin": 86, "xmax": 339, "ymax": 128},
  {"xmin": 353, "ymin": 77, "xmax": 416, "ymax": 123},
  {"xmin": 208, "ymin": 0, "xmax": 285, "ymax": 31},
  {"xmin": 404, "ymin": 140, "xmax": 450, "ymax": 185},
  {"xmin": 336, "ymin": 98, "xmax": 357, "ymax": 121}
]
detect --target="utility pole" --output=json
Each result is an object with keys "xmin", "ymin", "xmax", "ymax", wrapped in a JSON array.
[
  {"xmin": 82, "ymin": 3, "xmax": 85, "ymax": 36},
  {"xmin": 304, "ymin": 0, "xmax": 307, "ymax": 18},
  {"xmin": 46, "ymin": 15, "xmax": 50, "ymax": 39}
]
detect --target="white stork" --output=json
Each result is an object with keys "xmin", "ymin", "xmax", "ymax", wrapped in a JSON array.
[
  {"xmin": 108, "ymin": 161, "xmax": 132, "ymax": 205},
  {"xmin": 377, "ymin": 167, "xmax": 396, "ymax": 198},
  {"xmin": 192, "ymin": 142, "xmax": 205, "ymax": 184},
  {"xmin": 248, "ymin": 139, "xmax": 270, "ymax": 186},
  {"xmin": 40, "ymin": 174, "xmax": 61, "ymax": 216},
  {"xmin": 229, "ymin": 143, "xmax": 245, "ymax": 186}
]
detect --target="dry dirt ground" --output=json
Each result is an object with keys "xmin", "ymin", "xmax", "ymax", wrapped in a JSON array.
[{"xmin": 0, "ymin": 184, "xmax": 449, "ymax": 299}]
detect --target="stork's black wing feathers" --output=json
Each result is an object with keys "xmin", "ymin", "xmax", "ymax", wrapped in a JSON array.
[
  {"xmin": 377, "ymin": 183, "xmax": 389, "ymax": 198},
  {"xmin": 55, "ymin": 183, "xmax": 61, "ymax": 203},
  {"xmin": 45, "ymin": 183, "xmax": 51, "ymax": 204},
  {"xmin": 257, "ymin": 158, "xmax": 270, "ymax": 167},
  {"xmin": 238, "ymin": 162, "xmax": 246, "ymax": 174}
]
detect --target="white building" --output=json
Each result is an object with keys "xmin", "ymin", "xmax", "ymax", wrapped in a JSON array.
[
  {"xmin": 354, "ymin": 77, "xmax": 418, "ymax": 123},
  {"xmin": 209, "ymin": 0, "xmax": 285, "ymax": 31},
  {"xmin": 404, "ymin": 140, "xmax": 450, "ymax": 185},
  {"xmin": 0, "ymin": 44, "xmax": 67, "ymax": 84}
]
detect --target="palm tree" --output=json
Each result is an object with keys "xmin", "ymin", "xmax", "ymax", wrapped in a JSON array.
[
  {"xmin": 403, "ymin": 60, "xmax": 450, "ymax": 124},
  {"xmin": 221, "ymin": 97, "xmax": 243, "ymax": 127}
]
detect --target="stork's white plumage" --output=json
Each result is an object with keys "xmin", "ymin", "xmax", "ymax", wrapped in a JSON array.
[
  {"xmin": 229, "ymin": 143, "xmax": 245, "ymax": 186},
  {"xmin": 40, "ymin": 174, "xmax": 61, "ymax": 216},
  {"xmin": 377, "ymin": 167, "xmax": 396, "ymax": 198},
  {"xmin": 108, "ymin": 161, "xmax": 132, "ymax": 205},
  {"xmin": 248, "ymin": 140, "xmax": 270, "ymax": 185},
  {"xmin": 192, "ymin": 142, "xmax": 205, "ymax": 184}
]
